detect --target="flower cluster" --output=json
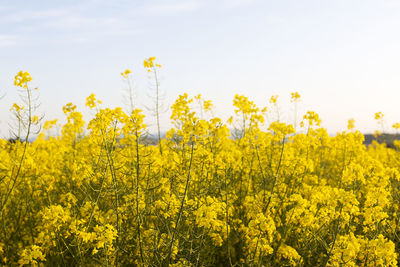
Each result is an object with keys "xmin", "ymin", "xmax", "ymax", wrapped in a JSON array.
[
  {"xmin": 143, "ymin": 56, "xmax": 161, "ymax": 72},
  {"xmin": 120, "ymin": 69, "xmax": 132, "ymax": 78},
  {"xmin": 14, "ymin": 71, "xmax": 32, "ymax": 89},
  {"xmin": 2, "ymin": 72, "xmax": 400, "ymax": 266}
]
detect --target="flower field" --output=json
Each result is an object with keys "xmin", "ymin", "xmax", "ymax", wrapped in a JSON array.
[{"xmin": 2, "ymin": 69, "xmax": 400, "ymax": 266}]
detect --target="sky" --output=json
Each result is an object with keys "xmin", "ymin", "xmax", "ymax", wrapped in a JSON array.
[{"xmin": 1, "ymin": 0, "xmax": 400, "ymax": 137}]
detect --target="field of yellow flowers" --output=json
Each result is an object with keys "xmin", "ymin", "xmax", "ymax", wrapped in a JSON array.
[{"xmin": 2, "ymin": 65, "xmax": 400, "ymax": 266}]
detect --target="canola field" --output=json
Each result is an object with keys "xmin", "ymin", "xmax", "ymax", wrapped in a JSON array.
[{"xmin": 2, "ymin": 66, "xmax": 400, "ymax": 266}]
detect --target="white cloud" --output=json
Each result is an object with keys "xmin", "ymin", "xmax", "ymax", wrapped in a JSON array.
[
  {"xmin": 1, "ymin": 8, "xmax": 69, "ymax": 23},
  {"xmin": 384, "ymin": 0, "xmax": 400, "ymax": 7},
  {"xmin": 0, "ymin": 0, "xmax": 259, "ymax": 46},
  {"xmin": 137, "ymin": 0, "xmax": 204, "ymax": 16},
  {"xmin": 136, "ymin": 0, "xmax": 257, "ymax": 15},
  {"xmin": 0, "ymin": 1, "xmax": 140, "ymax": 44},
  {"xmin": 221, "ymin": 0, "xmax": 256, "ymax": 8},
  {"xmin": 0, "ymin": 34, "xmax": 19, "ymax": 47},
  {"xmin": 42, "ymin": 15, "xmax": 140, "ymax": 42}
]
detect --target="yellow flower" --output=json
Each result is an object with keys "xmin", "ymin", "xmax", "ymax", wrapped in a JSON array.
[
  {"xmin": 121, "ymin": 69, "xmax": 132, "ymax": 78},
  {"xmin": 375, "ymin": 112, "xmax": 383, "ymax": 120},
  {"xmin": 347, "ymin": 118, "xmax": 355, "ymax": 130},
  {"xmin": 14, "ymin": 70, "xmax": 32, "ymax": 89},
  {"xmin": 269, "ymin": 95, "xmax": 278, "ymax": 105},
  {"xmin": 85, "ymin": 93, "xmax": 102, "ymax": 109},
  {"xmin": 290, "ymin": 92, "xmax": 301, "ymax": 102},
  {"xmin": 43, "ymin": 119, "xmax": 58, "ymax": 130},
  {"xmin": 303, "ymin": 110, "xmax": 321, "ymax": 126},
  {"xmin": 10, "ymin": 103, "xmax": 24, "ymax": 112},
  {"xmin": 31, "ymin": 115, "xmax": 39, "ymax": 124},
  {"xmin": 144, "ymin": 56, "xmax": 161, "ymax": 71},
  {"xmin": 62, "ymin": 102, "xmax": 77, "ymax": 114}
]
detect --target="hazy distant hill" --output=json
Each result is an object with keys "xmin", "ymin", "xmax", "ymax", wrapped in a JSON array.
[
  {"xmin": 363, "ymin": 133, "xmax": 399, "ymax": 148},
  {"xmin": 7, "ymin": 133, "xmax": 400, "ymax": 148}
]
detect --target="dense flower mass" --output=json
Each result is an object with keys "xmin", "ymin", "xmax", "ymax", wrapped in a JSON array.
[{"xmin": 2, "ymin": 71, "xmax": 400, "ymax": 266}]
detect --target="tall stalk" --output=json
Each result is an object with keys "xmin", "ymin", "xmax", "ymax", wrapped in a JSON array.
[
  {"xmin": 134, "ymin": 129, "xmax": 144, "ymax": 263},
  {"xmin": 167, "ymin": 136, "xmax": 195, "ymax": 264},
  {"xmin": 101, "ymin": 123, "xmax": 120, "ymax": 266},
  {"xmin": 152, "ymin": 66, "xmax": 163, "ymax": 155},
  {"xmin": 1, "ymin": 86, "xmax": 32, "ymax": 214}
]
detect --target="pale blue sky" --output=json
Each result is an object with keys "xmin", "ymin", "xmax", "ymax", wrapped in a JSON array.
[{"xmin": 1, "ymin": 0, "xmax": 400, "ymax": 135}]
